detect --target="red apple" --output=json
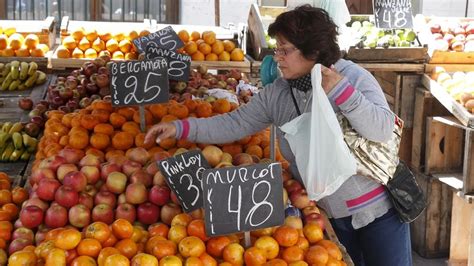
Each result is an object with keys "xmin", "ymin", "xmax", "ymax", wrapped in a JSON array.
[
  {"xmin": 79, "ymin": 154, "xmax": 102, "ymax": 168},
  {"xmin": 189, "ymin": 208, "xmax": 204, "ymax": 220},
  {"xmin": 137, "ymin": 202, "xmax": 160, "ymax": 225},
  {"xmin": 94, "ymin": 191, "xmax": 117, "ymax": 208},
  {"xmin": 130, "ymin": 169, "xmax": 153, "ymax": 187},
  {"xmin": 12, "ymin": 227, "xmax": 34, "ymax": 242},
  {"xmin": 148, "ymin": 185, "xmax": 171, "ymax": 206},
  {"xmin": 302, "ymin": 205, "xmax": 321, "ymax": 216},
  {"xmin": 160, "ymin": 202, "xmax": 183, "ymax": 225},
  {"xmin": 145, "ymin": 161, "xmax": 160, "ymax": 175},
  {"xmin": 283, "ymin": 179, "xmax": 303, "ymax": 194},
  {"xmin": 9, "ymin": 238, "xmax": 32, "ymax": 255},
  {"xmin": 39, "ymin": 155, "xmax": 67, "ymax": 172},
  {"xmin": 56, "ymin": 163, "xmax": 79, "ymax": 182},
  {"xmin": 126, "ymin": 147, "xmax": 150, "ymax": 165},
  {"xmin": 44, "ymin": 203, "xmax": 68, "ymax": 228},
  {"xmin": 84, "ymin": 184, "xmax": 98, "ymax": 197},
  {"xmin": 78, "ymin": 192, "xmax": 94, "ymax": 210},
  {"xmin": 304, "ymin": 212, "xmax": 325, "ymax": 230},
  {"xmin": 58, "ymin": 148, "xmax": 85, "ymax": 164},
  {"xmin": 34, "ymin": 227, "xmax": 49, "ymax": 245},
  {"xmin": 153, "ymin": 170, "xmax": 166, "ymax": 186},
  {"xmin": 290, "ymin": 188, "xmax": 311, "ymax": 209},
  {"xmin": 18, "ymin": 97, "xmax": 34, "ymax": 110},
  {"xmin": 430, "ymin": 23, "xmax": 441, "ymax": 34},
  {"xmin": 92, "ymin": 203, "xmax": 114, "ymax": 224},
  {"xmin": 63, "ymin": 171, "xmax": 88, "ymax": 192},
  {"xmin": 55, "ymin": 185, "xmax": 79, "ymax": 208},
  {"xmin": 125, "ymin": 183, "xmax": 148, "ymax": 204},
  {"xmin": 115, "ymin": 203, "xmax": 136, "ymax": 224},
  {"xmin": 100, "ymin": 162, "xmax": 121, "ymax": 180},
  {"xmin": 69, "ymin": 204, "xmax": 91, "ymax": 228},
  {"xmin": 122, "ymin": 160, "xmax": 142, "ymax": 176},
  {"xmin": 80, "ymin": 165, "xmax": 101, "ymax": 185},
  {"xmin": 22, "ymin": 198, "xmax": 48, "ymax": 211},
  {"xmin": 30, "ymin": 168, "xmax": 56, "ymax": 186},
  {"xmin": 106, "ymin": 171, "xmax": 127, "ymax": 194},
  {"xmin": 36, "ymin": 178, "xmax": 61, "ymax": 201},
  {"xmin": 117, "ymin": 193, "xmax": 127, "ymax": 205},
  {"xmin": 20, "ymin": 205, "xmax": 44, "ymax": 228},
  {"xmin": 170, "ymin": 191, "xmax": 180, "ymax": 205}
]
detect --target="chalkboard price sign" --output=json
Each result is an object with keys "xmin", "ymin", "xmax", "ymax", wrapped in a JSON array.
[
  {"xmin": 145, "ymin": 43, "xmax": 191, "ymax": 82},
  {"xmin": 109, "ymin": 58, "xmax": 170, "ymax": 106},
  {"xmin": 133, "ymin": 26, "xmax": 185, "ymax": 53},
  {"xmin": 202, "ymin": 162, "xmax": 284, "ymax": 236},
  {"xmin": 374, "ymin": 0, "xmax": 413, "ymax": 29},
  {"xmin": 158, "ymin": 150, "xmax": 211, "ymax": 212}
]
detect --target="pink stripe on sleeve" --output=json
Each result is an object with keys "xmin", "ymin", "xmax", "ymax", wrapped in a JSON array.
[
  {"xmin": 181, "ymin": 119, "xmax": 190, "ymax": 140},
  {"xmin": 345, "ymin": 186, "xmax": 385, "ymax": 208},
  {"xmin": 335, "ymin": 85, "xmax": 355, "ymax": 105}
]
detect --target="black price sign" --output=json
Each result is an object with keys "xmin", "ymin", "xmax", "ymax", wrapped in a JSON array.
[
  {"xmin": 145, "ymin": 43, "xmax": 191, "ymax": 82},
  {"xmin": 202, "ymin": 162, "xmax": 284, "ymax": 236},
  {"xmin": 109, "ymin": 58, "xmax": 170, "ymax": 107},
  {"xmin": 133, "ymin": 26, "xmax": 185, "ymax": 53},
  {"xmin": 374, "ymin": 0, "xmax": 413, "ymax": 29},
  {"xmin": 158, "ymin": 150, "xmax": 211, "ymax": 212}
]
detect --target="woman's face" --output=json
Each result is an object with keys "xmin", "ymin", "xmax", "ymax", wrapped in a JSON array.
[{"xmin": 274, "ymin": 36, "xmax": 316, "ymax": 80}]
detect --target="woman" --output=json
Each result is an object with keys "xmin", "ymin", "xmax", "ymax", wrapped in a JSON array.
[{"xmin": 145, "ymin": 5, "xmax": 411, "ymax": 266}]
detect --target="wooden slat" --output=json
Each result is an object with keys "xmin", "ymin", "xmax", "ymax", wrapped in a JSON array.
[
  {"xmin": 449, "ymin": 193, "xmax": 472, "ymax": 265},
  {"xmin": 463, "ymin": 131, "xmax": 474, "ymax": 196},
  {"xmin": 399, "ymin": 128, "xmax": 412, "ymax": 164},
  {"xmin": 400, "ymin": 75, "xmax": 421, "ymax": 128},
  {"xmin": 425, "ymin": 117, "xmax": 464, "ymax": 175},
  {"xmin": 411, "ymin": 172, "xmax": 453, "ymax": 258},
  {"xmin": 0, "ymin": 56, "xmax": 48, "ymax": 69},
  {"xmin": 430, "ymin": 50, "xmax": 474, "ymax": 64},
  {"xmin": 356, "ymin": 63, "xmax": 425, "ymax": 72},
  {"xmin": 346, "ymin": 46, "xmax": 428, "ymax": 63}
]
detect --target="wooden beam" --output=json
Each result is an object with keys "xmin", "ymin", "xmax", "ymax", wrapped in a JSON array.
[
  {"xmin": 0, "ymin": 0, "xmax": 6, "ymax": 19},
  {"xmin": 215, "ymin": 0, "xmax": 220, "ymax": 26}
]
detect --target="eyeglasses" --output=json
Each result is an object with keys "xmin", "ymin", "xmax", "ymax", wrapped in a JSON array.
[{"xmin": 273, "ymin": 47, "xmax": 298, "ymax": 56}]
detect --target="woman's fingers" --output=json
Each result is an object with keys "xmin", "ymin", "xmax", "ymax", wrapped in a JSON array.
[
  {"xmin": 144, "ymin": 123, "xmax": 177, "ymax": 144},
  {"xmin": 144, "ymin": 124, "xmax": 163, "ymax": 144}
]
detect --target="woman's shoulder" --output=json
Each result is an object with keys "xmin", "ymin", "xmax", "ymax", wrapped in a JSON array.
[{"xmin": 335, "ymin": 59, "xmax": 380, "ymax": 88}]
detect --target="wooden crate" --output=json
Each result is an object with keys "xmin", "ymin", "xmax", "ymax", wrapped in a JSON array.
[
  {"xmin": 0, "ymin": 16, "xmax": 56, "ymax": 47},
  {"xmin": 425, "ymin": 117, "xmax": 464, "ymax": 175},
  {"xmin": 411, "ymin": 88, "xmax": 452, "ymax": 170},
  {"xmin": 411, "ymin": 171, "xmax": 453, "ymax": 258},
  {"xmin": 0, "ymin": 56, "xmax": 48, "ymax": 69},
  {"xmin": 421, "ymin": 74, "xmax": 474, "ymax": 128},
  {"xmin": 346, "ymin": 46, "xmax": 428, "ymax": 63}
]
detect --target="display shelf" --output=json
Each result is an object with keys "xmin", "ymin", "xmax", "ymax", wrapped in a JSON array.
[
  {"xmin": 0, "ymin": 16, "xmax": 56, "ymax": 48},
  {"xmin": 421, "ymin": 74, "xmax": 474, "ymax": 128},
  {"xmin": 346, "ymin": 46, "xmax": 428, "ymax": 63}
]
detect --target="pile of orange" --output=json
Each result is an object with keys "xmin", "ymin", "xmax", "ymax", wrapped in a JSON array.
[
  {"xmin": 57, "ymin": 27, "xmax": 150, "ymax": 59},
  {"xmin": 178, "ymin": 30, "xmax": 245, "ymax": 61},
  {"xmin": 0, "ymin": 28, "xmax": 49, "ymax": 57}
]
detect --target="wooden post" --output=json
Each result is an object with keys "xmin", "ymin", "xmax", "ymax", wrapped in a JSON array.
[
  {"xmin": 139, "ymin": 105, "xmax": 146, "ymax": 132},
  {"xmin": 463, "ymin": 130, "xmax": 474, "ymax": 195},
  {"xmin": 449, "ymin": 193, "xmax": 473, "ymax": 265},
  {"xmin": 0, "ymin": 0, "xmax": 6, "ymax": 19},
  {"xmin": 215, "ymin": 0, "xmax": 220, "ymax": 26}
]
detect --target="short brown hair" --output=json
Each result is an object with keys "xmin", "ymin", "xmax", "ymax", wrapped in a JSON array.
[{"xmin": 268, "ymin": 5, "xmax": 340, "ymax": 67}]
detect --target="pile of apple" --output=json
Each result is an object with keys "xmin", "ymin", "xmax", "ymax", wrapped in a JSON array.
[
  {"xmin": 431, "ymin": 67, "xmax": 474, "ymax": 113},
  {"xmin": 349, "ymin": 21, "xmax": 418, "ymax": 48},
  {"xmin": 428, "ymin": 19, "xmax": 474, "ymax": 52},
  {"xmin": 170, "ymin": 65, "xmax": 254, "ymax": 104}
]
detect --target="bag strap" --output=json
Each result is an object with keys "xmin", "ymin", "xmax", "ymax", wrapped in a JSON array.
[{"xmin": 289, "ymin": 88, "xmax": 302, "ymax": 116}]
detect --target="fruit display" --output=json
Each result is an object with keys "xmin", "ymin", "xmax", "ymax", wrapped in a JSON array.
[
  {"xmin": 0, "ymin": 61, "xmax": 46, "ymax": 91},
  {"xmin": 0, "ymin": 27, "xmax": 50, "ymax": 57},
  {"xmin": 424, "ymin": 18, "xmax": 474, "ymax": 52},
  {"xmin": 179, "ymin": 30, "xmax": 245, "ymax": 61},
  {"xmin": 0, "ymin": 122, "xmax": 38, "ymax": 162},
  {"xmin": 349, "ymin": 21, "xmax": 418, "ymax": 48},
  {"xmin": 57, "ymin": 27, "xmax": 151, "ymax": 59},
  {"xmin": 430, "ymin": 67, "xmax": 474, "ymax": 113}
]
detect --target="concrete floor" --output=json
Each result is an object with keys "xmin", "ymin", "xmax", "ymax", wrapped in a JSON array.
[{"xmin": 412, "ymin": 252, "xmax": 448, "ymax": 266}]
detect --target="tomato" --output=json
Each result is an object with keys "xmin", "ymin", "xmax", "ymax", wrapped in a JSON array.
[
  {"xmin": 2, "ymin": 203, "xmax": 18, "ymax": 219},
  {"xmin": 0, "ymin": 189, "xmax": 12, "ymax": 205},
  {"xmin": 85, "ymin": 222, "xmax": 112, "ymax": 244},
  {"xmin": 112, "ymin": 219, "xmax": 133, "ymax": 239}
]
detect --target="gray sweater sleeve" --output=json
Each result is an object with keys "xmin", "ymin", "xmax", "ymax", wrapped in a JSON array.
[
  {"xmin": 185, "ymin": 88, "xmax": 273, "ymax": 144},
  {"xmin": 328, "ymin": 61, "xmax": 395, "ymax": 142}
]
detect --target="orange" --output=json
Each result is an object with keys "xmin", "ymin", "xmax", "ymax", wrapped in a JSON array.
[
  {"xmin": 159, "ymin": 255, "xmax": 182, "ymax": 266},
  {"xmin": 24, "ymin": 34, "xmax": 39, "ymax": 49},
  {"xmin": 281, "ymin": 246, "xmax": 304, "ymax": 263},
  {"xmin": 77, "ymin": 238, "xmax": 102, "ymax": 258},
  {"xmin": 149, "ymin": 104, "xmax": 168, "ymax": 119},
  {"xmin": 72, "ymin": 47, "xmax": 84, "ymax": 58},
  {"xmin": 199, "ymin": 253, "xmax": 217, "ymax": 266},
  {"xmin": 168, "ymin": 225, "xmax": 188, "ymax": 244},
  {"xmin": 317, "ymin": 240, "xmax": 342, "ymax": 260},
  {"xmin": 104, "ymin": 253, "xmax": 130, "ymax": 266},
  {"xmin": 106, "ymin": 39, "xmax": 119, "ymax": 53},
  {"xmin": 178, "ymin": 30, "xmax": 190, "ymax": 42},
  {"xmin": 56, "ymin": 45, "xmax": 71, "ymax": 58},
  {"xmin": 254, "ymin": 236, "xmax": 280, "ymax": 260},
  {"xmin": 205, "ymin": 53, "xmax": 218, "ymax": 61},
  {"xmin": 211, "ymin": 40, "xmax": 224, "ymax": 55},
  {"xmin": 148, "ymin": 223, "xmax": 170, "ymax": 238},
  {"xmin": 212, "ymin": 99, "xmax": 231, "ymax": 114},
  {"xmin": 113, "ymin": 32, "xmax": 126, "ymax": 42},
  {"xmin": 222, "ymin": 243, "xmax": 244, "ymax": 265},
  {"xmin": 273, "ymin": 225, "xmax": 299, "ymax": 247},
  {"xmin": 230, "ymin": 48, "xmax": 244, "ymax": 61},
  {"xmin": 191, "ymin": 51, "xmax": 205, "ymax": 61},
  {"xmin": 190, "ymin": 31, "xmax": 201, "ymax": 41},
  {"xmin": 94, "ymin": 123, "xmax": 115, "ymax": 136},
  {"xmin": 2, "ymin": 47, "xmax": 14, "ymax": 57},
  {"xmin": 305, "ymin": 245, "xmax": 329, "ymax": 265},
  {"xmin": 186, "ymin": 219, "xmax": 208, "ymax": 241},
  {"xmin": 109, "ymin": 113, "xmax": 127, "ymax": 128},
  {"xmin": 85, "ymin": 29, "xmax": 98, "ymax": 42},
  {"xmin": 113, "ymin": 51, "xmax": 125, "ymax": 59},
  {"xmin": 30, "ymin": 47, "xmax": 45, "ymax": 57},
  {"xmin": 127, "ymin": 30, "xmax": 139, "ymax": 41},
  {"xmin": 16, "ymin": 46, "xmax": 30, "ymax": 57},
  {"xmin": 168, "ymin": 104, "xmax": 189, "ymax": 119},
  {"xmin": 112, "ymin": 219, "xmax": 134, "ymax": 239},
  {"xmin": 86, "ymin": 222, "xmax": 112, "ymax": 244},
  {"xmin": 202, "ymin": 31, "xmax": 216, "ymax": 45},
  {"xmin": 171, "ymin": 213, "xmax": 193, "ymax": 227},
  {"xmin": 223, "ymin": 40, "xmax": 235, "ymax": 52},
  {"xmin": 303, "ymin": 223, "xmax": 323, "ymax": 244},
  {"xmin": 132, "ymin": 109, "xmax": 153, "ymax": 125},
  {"xmin": 0, "ymin": 35, "xmax": 7, "ymax": 50},
  {"xmin": 8, "ymin": 33, "xmax": 24, "ymax": 50},
  {"xmin": 72, "ymin": 28, "xmax": 85, "ymax": 41},
  {"xmin": 263, "ymin": 259, "xmax": 288, "ymax": 266},
  {"xmin": 295, "ymin": 237, "xmax": 309, "ymax": 251},
  {"xmin": 184, "ymin": 41, "xmax": 198, "ymax": 55},
  {"xmin": 244, "ymin": 246, "xmax": 267, "ymax": 265},
  {"xmin": 112, "ymin": 132, "xmax": 134, "ymax": 150},
  {"xmin": 132, "ymin": 253, "xmax": 158, "ymax": 266},
  {"xmin": 115, "ymin": 238, "xmax": 138, "ymax": 259},
  {"xmin": 218, "ymin": 51, "xmax": 230, "ymax": 61},
  {"xmin": 90, "ymin": 133, "xmax": 110, "ymax": 150},
  {"xmin": 92, "ymin": 38, "xmax": 106, "ymax": 52},
  {"xmin": 98, "ymin": 247, "xmax": 121, "ymax": 266},
  {"xmin": 152, "ymin": 239, "xmax": 177, "ymax": 259},
  {"xmin": 178, "ymin": 236, "xmax": 206, "ymax": 258},
  {"xmin": 85, "ymin": 48, "xmax": 98, "ymax": 58},
  {"xmin": 78, "ymin": 37, "xmax": 91, "ymax": 51},
  {"xmin": 122, "ymin": 121, "xmax": 141, "ymax": 136},
  {"xmin": 198, "ymin": 43, "xmax": 211, "ymax": 55},
  {"xmin": 71, "ymin": 255, "xmax": 98, "ymax": 266},
  {"xmin": 206, "ymin": 236, "xmax": 231, "ymax": 258},
  {"xmin": 55, "ymin": 228, "xmax": 82, "ymax": 250},
  {"xmin": 196, "ymin": 102, "xmax": 213, "ymax": 118},
  {"xmin": 119, "ymin": 39, "xmax": 132, "ymax": 53}
]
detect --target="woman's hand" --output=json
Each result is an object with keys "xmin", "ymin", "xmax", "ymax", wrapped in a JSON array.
[
  {"xmin": 321, "ymin": 65, "xmax": 344, "ymax": 94},
  {"xmin": 144, "ymin": 122, "xmax": 177, "ymax": 144}
]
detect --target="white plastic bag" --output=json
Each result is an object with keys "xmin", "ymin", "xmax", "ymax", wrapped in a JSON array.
[{"xmin": 280, "ymin": 64, "xmax": 357, "ymax": 201}]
